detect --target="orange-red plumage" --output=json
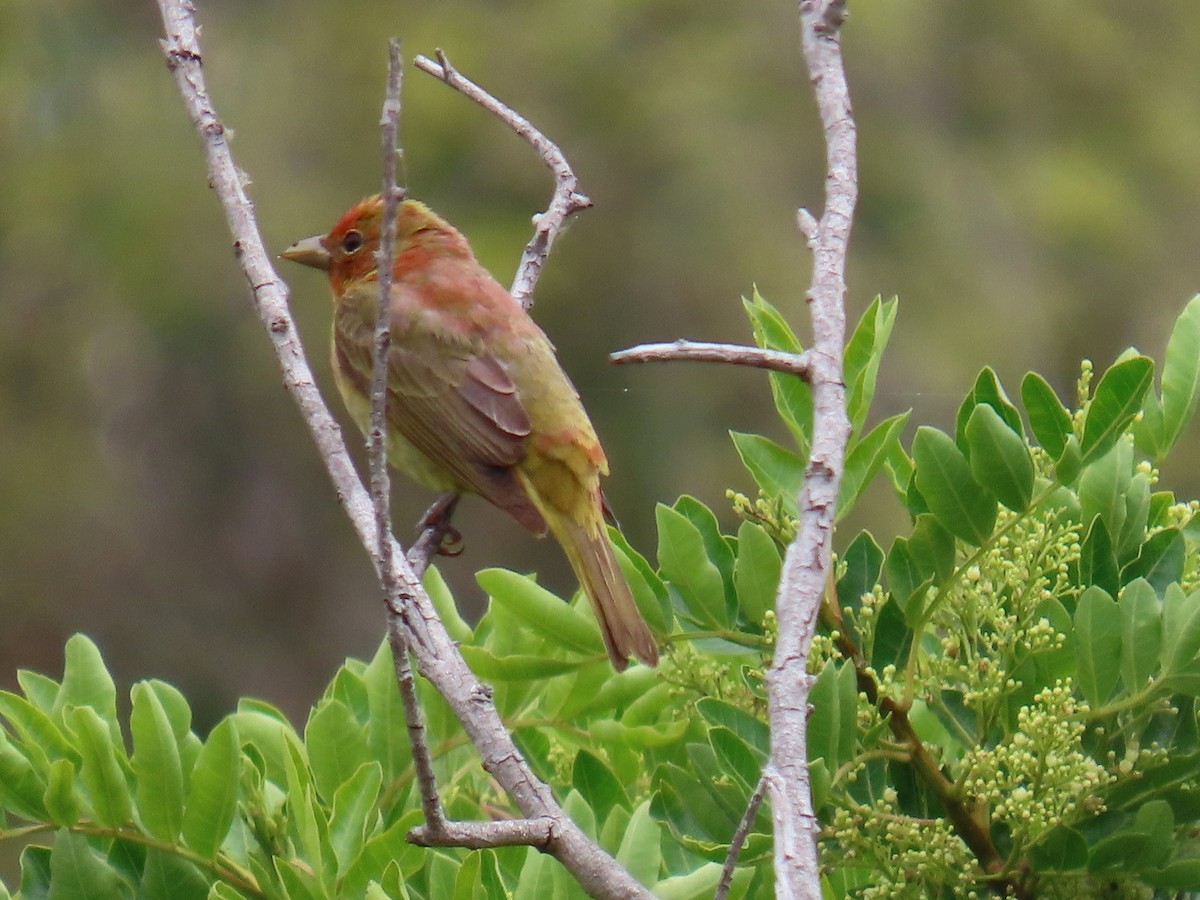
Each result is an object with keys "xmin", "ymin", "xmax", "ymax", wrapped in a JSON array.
[{"xmin": 283, "ymin": 196, "xmax": 658, "ymax": 670}]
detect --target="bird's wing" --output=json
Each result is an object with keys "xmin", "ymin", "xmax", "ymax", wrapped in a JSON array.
[{"xmin": 334, "ymin": 290, "xmax": 548, "ymax": 534}]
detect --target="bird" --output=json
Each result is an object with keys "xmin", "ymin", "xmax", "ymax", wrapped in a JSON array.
[{"xmin": 282, "ymin": 195, "xmax": 658, "ymax": 670}]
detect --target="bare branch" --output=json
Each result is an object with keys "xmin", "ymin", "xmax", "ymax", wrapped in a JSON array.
[
  {"xmin": 611, "ymin": 340, "xmax": 812, "ymax": 378},
  {"xmin": 414, "ymin": 49, "xmax": 592, "ymax": 307},
  {"xmin": 410, "ymin": 817, "xmax": 555, "ymax": 850},
  {"xmin": 716, "ymin": 775, "xmax": 768, "ymax": 900},
  {"xmin": 155, "ymin": 5, "xmax": 651, "ymax": 897},
  {"xmin": 765, "ymin": 0, "xmax": 857, "ymax": 896},
  {"xmin": 367, "ymin": 39, "xmax": 450, "ymax": 834}
]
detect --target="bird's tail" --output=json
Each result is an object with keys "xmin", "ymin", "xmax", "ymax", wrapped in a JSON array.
[{"xmin": 548, "ymin": 510, "xmax": 659, "ymax": 671}]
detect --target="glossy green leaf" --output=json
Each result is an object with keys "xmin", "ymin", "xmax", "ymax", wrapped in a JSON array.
[
  {"xmin": 478, "ymin": 568, "xmax": 603, "ymax": 655},
  {"xmin": 708, "ymin": 727, "xmax": 763, "ymax": 793},
  {"xmin": 304, "ymin": 698, "xmax": 370, "ymax": 805},
  {"xmin": 1073, "ymin": 587, "xmax": 1121, "ymax": 706},
  {"xmin": 0, "ymin": 692, "xmax": 78, "ymax": 767},
  {"xmin": 328, "ymin": 761, "xmax": 382, "ymax": 875},
  {"xmin": 361, "ymin": 641, "xmax": 412, "ymax": 786},
  {"xmin": 695, "ymin": 698, "xmax": 768, "ymax": 760},
  {"xmin": 839, "ymin": 411, "xmax": 910, "ymax": 519},
  {"xmin": 181, "ymin": 717, "xmax": 239, "ymax": 859},
  {"xmin": 964, "ymin": 403, "xmax": 1034, "ymax": 511},
  {"xmin": 743, "ymin": 291, "xmax": 810, "ymax": 454},
  {"xmin": 48, "ymin": 829, "xmax": 132, "ymax": 899},
  {"xmin": 140, "ymin": 848, "xmax": 208, "ymax": 900},
  {"xmin": 1140, "ymin": 295, "xmax": 1200, "ymax": 458},
  {"xmin": 729, "ymin": 431, "xmax": 804, "ymax": 515},
  {"xmin": 43, "ymin": 757, "xmax": 80, "ymax": 827},
  {"xmin": 130, "ymin": 682, "xmax": 185, "ymax": 842},
  {"xmin": 807, "ymin": 661, "xmax": 857, "ymax": 773},
  {"xmin": 673, "ymin": 495, "xmax": 736, "ymax": 614},
  {"xmin": 1079, "ymin": 439, "xmax": 1131, "ymax": 555},
  {"xmin": 616, "ymin": 800, "xmax": 661, "ymax": 887},
  {"xmin": 1080, "ymin": 355, "xmax": 1154, "ymax": 464},
  {"xmin": 53, "ymin": 635, "xmax": 117, "ymax": 736},
  {"xmin": 0, "ymin": 729, "xmax": 48, "ymax": 821},
  {"xmin": 733, "ymin": 521, "xmax": 780, "ymax": 626},
  {"xmin": 1079, "ymin": 517, "xmax": 1120, "ymax": 600},
  {"xmin": 912, "ymin": 426, "xmax": 997, "ymax": 546},
  {"xmin": 656, "ymin": 504, "xmax": 728, "ymax": 628},
  {"xmin": 885, "ymin": 537, "xmax": 928, "ymax": 615},
  {"xmin": 69, "ymin": 706, "xmax": 132, "ymax": 827},
  {"xmin": 1118, "ymin": 579, "xmax": 1161, "ymax": 694},
  {"xmin": 1122, "ymin": 528, "xmax": 1185, "ymax": 595},
  {"xmin": 573, "ymin": 750, "xmax": 629, "ymax": 823},
  {"xmin": 845, "ymin": 296, "xmax": 897, "ymax": 438},
  {"xmin": 955, "ymin": 367, "xmax": 1023, "ymax": 449},
  {"xmin": 1021, "ymin": 372, "xmax": 1072, "ymax": 459},
  {"xmin": 423, "ymin": 565, "xmax": 472, "ymax": 644},
  {"xmin": 1030, "ymin": 825, "xmax": 1088, "ymax": 871}
]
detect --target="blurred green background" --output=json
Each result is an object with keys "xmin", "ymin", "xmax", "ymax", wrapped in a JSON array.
[{"xmin": 2, "ymin": 0, "xmax": 1199, "ymax": 731}]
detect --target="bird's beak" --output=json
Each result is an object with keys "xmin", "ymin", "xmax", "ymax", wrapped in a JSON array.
[{"xmin": 281, "ymin": 234, "xmax": 331, "ymax": 271}]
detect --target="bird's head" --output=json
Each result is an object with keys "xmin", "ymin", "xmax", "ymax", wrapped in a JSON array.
[{"xmin": 282, "ymin": 195, "xmax": 468, "ymax": 292}]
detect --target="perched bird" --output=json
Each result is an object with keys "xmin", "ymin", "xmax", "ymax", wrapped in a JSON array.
[{"xmin": 282, "ymin": 196, "xmax": 658, "ymax": 670}]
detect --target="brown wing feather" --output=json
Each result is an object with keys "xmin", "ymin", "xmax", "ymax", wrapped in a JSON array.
[{"xmin": 333, "ymin": 294, "xmax": 547, "ymax": 534}]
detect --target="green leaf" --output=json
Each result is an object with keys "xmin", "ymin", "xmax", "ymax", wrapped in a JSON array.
[
  {"xmin": 305, "ymin": 698, "xmax": 369, "ymax": 804},
  {"xmin": 964, "ymin": 403, "xmax": 1034, "ymax": 511},
  {"xmin": 43, "ymin": 758, "xmax": 80, "ymax": 827},
  {"xmin": 361, "ymin": 641, "xmax": 412, "ymax": 786},
  {"xmin": 1021, "ymin": 372, "xmax": 1072, "ymax": 459},
  {"xmin": 708, "ymin": 727, "xmax": 764, "ymax": 794},
  {"xmin": 912, "ymin": 426, "xmax": 997, "ymax": 546},
  {"xmin": 1118, "ymin": 579, "xmax": 1162, "ymax": 695},
  {"xmin": 1030, "ymin": 826, "xmax": 1088, "ymax": 871},
  {"xmin": 1122, "ymin": 528, "xmax": 1185, "ymax": 595},
  {"xmin": 478, "ymin": 568, "xmax": 604, "ymax": 655},
  {"xmin": 1073, "ymin": 587, "xmax": 1121, "ymax": 706},
  {"xmin": 458, "ymin": 647, "xmax": 587, "ymax": 680},
  {"xmin": 839, "ymin": 411, "xmax": 910, "ymax": 519},
  {"xmin": 884, "ymin": 537, "xmax": 928, "ymax": 615},
  {"xmin": 69, "ymin": 706, "xmax": 132, "ymax": 827},
  {"xmin": 807, "ymin": 661, "xmax": 856, "ymax": 773},
  {"xmin": 53, "ymin": 635, "xmax": 117, "ymax": 737},
  {"xmin": 573, "ymin": 750, "xmax": 629, "ymax": 823},
  {"xmin": 1080, "ymin": 355, "xmax": 1154, "ymax": 464},
  {"xmin": 0, "ymin": 729, "xmax": 49, "ymax": 821},
  {"xmin": 139, "ymin": 848, "xmax": 208, "ymax": 900},
  {"xmin": 743, "ymin": 291, "xmax": 810, "ymax": 454},
  {"xmin": 423, "ymin": 565, "xmax": 472, "ymax": 644},
  {"xmin": 611, "ymin": 531, "xmax": 671, "ymax": 634},
  {"xmin": 1163, "ymin": 586, "xmax": 1200, "ymax": 680},
  {"xmin": 694, "ymin": 699, "xmax": 768, "ymax": 760},
  {"xmin": 836, "ymin": 531, "xmax": 884, "ymax": 637},
  {"xmin": 48, "ymin": 829, "xmax": 132, "ymax": 899},
  {"xmin": 729, "ymin": 431, "xmax": 804, "ymax": 514},
  {"xmin": 1079, "ymin": 439, "xmax": 1132, "ymax": 558},
  {"xmin": 182, "ymin": 717, "xmax": 239, "ymax": 859},
  {"xmin": 328, "ymin": 762, "xmax": 382, "ymax": 875},
  {"xmin": 616, "ymin": 800, "xmax": 661, "ymax": 887},
  {"xmin": 0, "ymin": 692, "xmax": 78, "ymax": 767},
  {"xmin": 1142, "ymin": 295, "xmax": 1200, "ymax": 458},
  {"xmin": 673, "ymin": 496, "xmax": 736, "ymax": 615},
  {"xmin": 844, "ymin": 296, "xmax": 897, "ymax": 438},
  {"xmin": 1078, "ymin": 517, "xmax": 1120, "ymax": 599},
  {"xmin": 955, "ymin": 367, "xmax": 1023, "ymax": 449},
  {"xmin": 733, "ymin": 521, "xmax": 781, "ymax": 626},
  {"xmin": 131, "ymin": 682, "xmax": 186, "ymax": 843},
  {"xmin": 656, "ymin": 504, "xmax": 728, "ymax": 629}
]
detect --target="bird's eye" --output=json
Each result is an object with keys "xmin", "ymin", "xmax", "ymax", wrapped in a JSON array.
[{"xmin": 341, "ymin": 229, "xmax": 364, "ymax": 254}]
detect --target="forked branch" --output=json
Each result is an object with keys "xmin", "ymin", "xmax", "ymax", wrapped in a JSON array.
[{"xmin": 155, "ymin": 4, "xmax": 650, "ymax": 896}]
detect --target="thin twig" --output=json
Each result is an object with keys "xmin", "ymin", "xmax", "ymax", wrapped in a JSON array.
[
  {"xmin": 410, "ymin": 817, "xmax": 554, "ymax": 849},
  {"xmin": 368, "ymin": 39, "xmax": 449, "ymax": 834},
  {"xmin": 155, "ymin": 6, "xmax": 651, "ymax": 897},
  {"xmin": 715, "ymin": 775, "xmax": 768, "ymax": 900},
  {"xmin": 414, "ymin": 49, "xmax": 592, "ymax": 307},
  {"xmin": 764, "ymin": 1, "xmax": 857, "ymax": 897},
  {"xmin": 611, "ymin": 341, "xmax": 812, "ymax": 379}
]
